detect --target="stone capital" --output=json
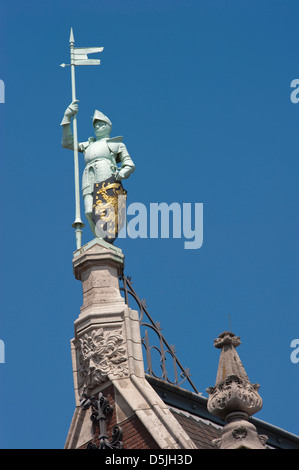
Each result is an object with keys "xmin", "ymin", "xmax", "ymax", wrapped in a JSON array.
[
  {"xmin": 73, "ymin": 238, "xmax": 124, "ymax": 281},
  {"xmin": 207, "ymin": 374, "xmax": 263, "ymax": 420}
]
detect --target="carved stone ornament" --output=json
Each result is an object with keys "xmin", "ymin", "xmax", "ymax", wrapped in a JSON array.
[
  {"xmin": 76, "ymin": 327, "xmax": 128, "ymax": 393},
  {"xmin": 207, "ymin": 374, "xmax": 263, "ymax": 420},
  {"xmin": 211, "ymin": 420, "xmax": 268, "ymax": 449},
  {"xmin": 232, "ymin": 426, "xmax": 248, "ymax": 440},
  {"xmin": 214, "ymin": 332, "xmax": 241, "ymax": 349}
]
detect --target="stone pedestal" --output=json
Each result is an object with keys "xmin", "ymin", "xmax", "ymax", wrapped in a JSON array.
[{"xmin": 70, "ymin": 239, "xmax": 144, "ymax": 404}]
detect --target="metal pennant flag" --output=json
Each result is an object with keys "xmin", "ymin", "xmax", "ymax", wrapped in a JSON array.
[{"xmin": 73, "ymin": 47, "xmax": 104, "ymax": 65}]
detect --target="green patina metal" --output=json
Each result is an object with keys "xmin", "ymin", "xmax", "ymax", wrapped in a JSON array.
[{"xmin": 60, "ymin": 28, "xmax": 135, "ymax": 248}]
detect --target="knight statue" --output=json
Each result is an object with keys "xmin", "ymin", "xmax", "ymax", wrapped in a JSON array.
[{"xmin": 60, "ymin": 100, "xmax": 135, "ymax": 243}]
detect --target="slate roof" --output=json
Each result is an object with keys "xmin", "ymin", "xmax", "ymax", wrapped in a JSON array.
[{"xmin": 170, "ymin": 407, "xmax": 221, "ymax": 449}]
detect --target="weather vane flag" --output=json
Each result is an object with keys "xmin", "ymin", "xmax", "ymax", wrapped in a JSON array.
[{"xmin": 60, "ymin": 27, "xmax": 104, "ymax": 249}]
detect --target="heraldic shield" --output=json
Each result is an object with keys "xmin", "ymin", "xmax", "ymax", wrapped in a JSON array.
[{"xmin": 92, "ymin": 176, "xmax": 127, "ymax": 244}]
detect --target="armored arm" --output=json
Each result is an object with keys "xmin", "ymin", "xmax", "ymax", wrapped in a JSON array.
[
  {"xmin": 60, "ymin": 100, "xmax": 84, "ymax": 152},
  {"xmin": 115, "ymin": 143, "xmax": 135, "ymax": 181},
  {"xmin": 61, "ymin": 123, "xmax": 75, "ymax": 150}
]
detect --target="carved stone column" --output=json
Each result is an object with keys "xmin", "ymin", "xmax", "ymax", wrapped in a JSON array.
[
  {"xmin": 70, "ymin": 239, "xmax": 144, "ymax": 403},
  {"xmin": 206, "ymin": 331, "xmax": 268, "ymax": 449}
]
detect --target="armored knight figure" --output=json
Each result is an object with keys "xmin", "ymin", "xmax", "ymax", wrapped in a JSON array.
[{"xmin": 61, "ymin": 100, "xmax": 135, "ymax": 241}]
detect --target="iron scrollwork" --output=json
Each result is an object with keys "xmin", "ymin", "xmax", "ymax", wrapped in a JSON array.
[
  {"xmin": 119, "ymin": 274, "xmax": 199, "ymax": 394},
  {"xmin": 80, "ymin": 392, "xmax": 123, "ymax": 449}
]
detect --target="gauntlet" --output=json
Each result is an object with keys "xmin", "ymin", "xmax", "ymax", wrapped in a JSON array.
[{"xmin": 60, "ymin": 100, "xmax": 79, "ymax": 125}]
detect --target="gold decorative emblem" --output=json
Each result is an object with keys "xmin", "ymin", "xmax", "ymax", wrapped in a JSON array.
[{"xmin": 92, "ymin": 177, "xmax": 127, "ymax": 243}]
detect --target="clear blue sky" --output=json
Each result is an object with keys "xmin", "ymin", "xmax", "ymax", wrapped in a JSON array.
[{"xmin": 0, "ymin": 0, "xmax": 298, "ymax": 449}]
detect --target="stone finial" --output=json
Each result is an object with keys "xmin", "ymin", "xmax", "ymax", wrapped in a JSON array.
[
  {"xmin": 213, "ymin": 331, "xmax": 249, "ymax": 386},
  {"xmin": 206, "ymin": 331, "xmax": 268, "ymax": 449}
]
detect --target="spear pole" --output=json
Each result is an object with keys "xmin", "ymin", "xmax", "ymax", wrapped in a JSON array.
[{"xmin": 69, "ymin": 27, "xmax": 84, "ymax": 249}]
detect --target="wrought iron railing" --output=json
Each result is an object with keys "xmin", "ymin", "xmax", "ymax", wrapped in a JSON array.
[{"xmin": 119, "ymin": 274, "xmax": 199, "ymax": 394}]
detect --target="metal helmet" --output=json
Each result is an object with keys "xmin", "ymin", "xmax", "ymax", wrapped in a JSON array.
[{"xmin": 92, "ymin": 110, "xmax": 112, "ymax": 127}]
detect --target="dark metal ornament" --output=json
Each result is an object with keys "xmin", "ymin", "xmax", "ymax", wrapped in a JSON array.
[
  {"xmin": 119, "ymin": 274, "xmax": 199, "ymax": 394},
  {"xmin": 80, "ymin": 392, "xmax": 123, "ymax": 449}
]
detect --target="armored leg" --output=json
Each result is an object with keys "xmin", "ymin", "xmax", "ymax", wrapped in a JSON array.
[{"xmin": 83, "ymin": 194, "xmax": 97, "ymax": 238}]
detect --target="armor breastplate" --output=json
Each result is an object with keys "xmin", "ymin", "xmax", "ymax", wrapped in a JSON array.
[{"xmin": 82, "ymin": 139, "xmax": 117, "ymax": 196}]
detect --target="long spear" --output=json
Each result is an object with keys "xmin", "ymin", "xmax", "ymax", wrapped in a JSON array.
[
  {"xmin": 69, "ymin": 28, "xmax": 84, "ymax": 249},
  {"xmin": 61, "ymin": 27, "xmax": 103, "ymax": 249}
]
